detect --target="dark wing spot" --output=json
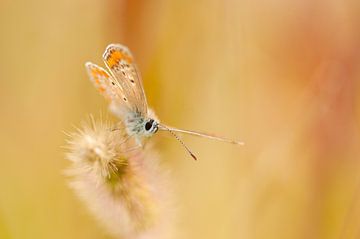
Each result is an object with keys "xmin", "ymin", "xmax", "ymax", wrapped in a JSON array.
[
  {"xmin": 111, "ymin": 82, "xmax": 115, "ymax": 85},
  {"xmin": 130, "ymin": 80, "xmax": 135, "ymax": 83},
  {"xmin": 123, "ymin": 97, "xmax": 127, "ymax": 101}
]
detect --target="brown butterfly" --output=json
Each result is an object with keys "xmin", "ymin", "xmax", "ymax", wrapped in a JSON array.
[{"xmin": 85, "ymin": 44, "xmax": 243, "ymax": 160}]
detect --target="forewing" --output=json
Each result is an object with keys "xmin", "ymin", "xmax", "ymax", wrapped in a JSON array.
[
  {"xmin": 102, "ymin": 44, "xmax": 148, "ymax": 116},
  {"xmin": 85, "ymin": 62, "xmax": 131, "ymax": 111}
]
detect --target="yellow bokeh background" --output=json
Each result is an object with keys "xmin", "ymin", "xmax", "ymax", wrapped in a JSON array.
[{"xmin": 0, "ymin": 0, "xmax": 359, "ymax": 238}]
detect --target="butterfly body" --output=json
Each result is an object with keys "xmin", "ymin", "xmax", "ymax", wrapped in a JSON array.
[
  {"xmin": 108, "ymin": 101, "xmax": 159, "ymax": 145},
  {"xmin": 85, "ymin": 44, "xmax": 243, "ymax": 160},
  {"xmin": 124, "ymin": 112, "xmax": 159, "ymax": 142}
]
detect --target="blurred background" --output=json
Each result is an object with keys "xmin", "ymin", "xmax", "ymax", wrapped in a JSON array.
[{"xmin": 1, "ymin": 0, "xmax": 360, "ymax": 238}]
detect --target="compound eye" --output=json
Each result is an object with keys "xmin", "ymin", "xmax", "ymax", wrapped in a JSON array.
[{"xmin": 145, "ymin": 120, "xmax": 153, "ymax": 131}]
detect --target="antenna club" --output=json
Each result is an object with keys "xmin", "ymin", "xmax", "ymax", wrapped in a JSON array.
[
  {"xmin": 190, "ymin": 153, "xmax": 197, "ymax": 161},
  {"xmin": 159, "ymin": 124, "xmax": 196, "ymax": 161}
]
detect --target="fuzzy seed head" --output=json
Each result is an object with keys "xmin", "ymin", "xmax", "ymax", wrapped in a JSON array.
[{"xmin": 65, "ymin": 116, "xmax": 173, "ymax": 239}]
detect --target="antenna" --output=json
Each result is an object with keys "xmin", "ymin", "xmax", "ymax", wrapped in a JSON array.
[
  {"xmin": 162, "ymin": 126, "xmax": 244, "ymax": 145},
  {"xmin": 158, "ymin": 124, "xmax": 197, "ymax": 160}
]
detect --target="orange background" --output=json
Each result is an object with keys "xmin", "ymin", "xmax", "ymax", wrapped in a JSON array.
[{"xmin": 0, "ymin": 0, "xmax": 359, "ymax": 238}]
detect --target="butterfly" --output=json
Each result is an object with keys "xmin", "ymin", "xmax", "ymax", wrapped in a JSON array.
[{"xmin": 85, "ymin": 44, "xmax": 243, "ymax": 160}]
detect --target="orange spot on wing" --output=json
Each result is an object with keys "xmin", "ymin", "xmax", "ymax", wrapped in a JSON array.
[
  {"xmin": 98, "ymin": 86, "xmax": 105, "ymax": 93},
  {"xmin": 90, "ymin": 67, "xmax": 109, "ymax": 83},
  {"xmin": 101, "ymin": 70, "xmax": 109, "ymax": 77},
  {"xmin": 106, "ymin": 50, "xmax": 133, "ymax": 68}
]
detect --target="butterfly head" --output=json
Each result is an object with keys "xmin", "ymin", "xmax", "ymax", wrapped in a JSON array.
[{"xmin": 143, "ymin": 118, "xmax": 159, "ymax": 135}]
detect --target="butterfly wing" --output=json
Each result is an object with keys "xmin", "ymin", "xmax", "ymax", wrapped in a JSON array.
[
  {"xmin": 85, "ymin": 62, "xmax": 132, "ymax": 113},
  {"xmin": 102, "ymin": 44, "xmax": 148, "ymax": 116}
]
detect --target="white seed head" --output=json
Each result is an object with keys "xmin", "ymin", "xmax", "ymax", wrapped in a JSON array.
[{"xmin": 64, "ymin": 116, "xmax": 174, "ymax": 239}]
